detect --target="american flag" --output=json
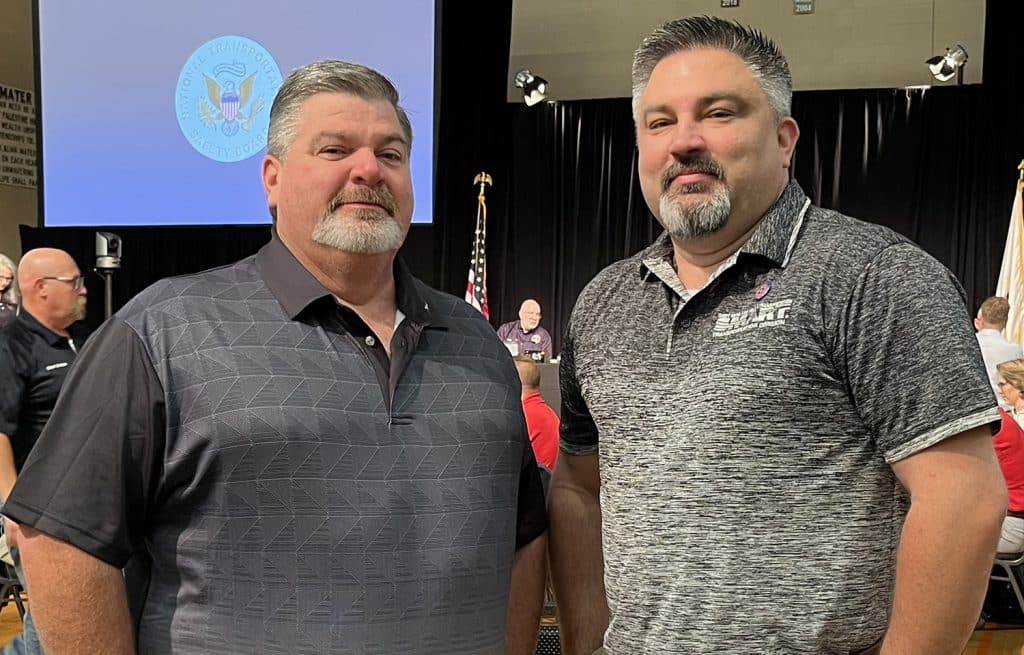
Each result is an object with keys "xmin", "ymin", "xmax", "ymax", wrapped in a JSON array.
[{"xmin": 465, "ymin": 173, "xmax": 491, "ymax": 318}]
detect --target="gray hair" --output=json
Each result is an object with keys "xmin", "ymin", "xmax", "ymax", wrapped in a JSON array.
[
  {"xmin": 0, "ymin": 253, "xmax": 20, "ymax": 305},
  {"xmin": 631, "ymin": 15, "xmax": 792, "ymax": 123},
  {"xmin": 264, "ymin": 60, "xmax": 413, "ymax": 221}
]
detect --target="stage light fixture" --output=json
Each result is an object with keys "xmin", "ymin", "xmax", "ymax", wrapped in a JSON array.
[
  {"xmin": 925, "ymin": 44, "xmax": 968, "ymax": 84},
  {"xmin": 514, "ymin": 69, "xmax": 549, "ymax": 106}
]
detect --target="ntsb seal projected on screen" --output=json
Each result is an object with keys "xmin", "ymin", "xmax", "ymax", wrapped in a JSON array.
[{"xmin": 175, "ymin": 35, "xmax": 283, "ymax": 163}]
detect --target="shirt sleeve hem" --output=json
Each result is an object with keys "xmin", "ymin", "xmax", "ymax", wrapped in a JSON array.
[
  {"xmin": 1, "ymin": 499, "xmax": 127, "ymax": 568},
  {"xmin": 560, "ymin": 440, "xmax": 598, "ymax": 457},
  {"xmin": 884, "ymin": 407, "xmax": 1001, "ymax": 464}
]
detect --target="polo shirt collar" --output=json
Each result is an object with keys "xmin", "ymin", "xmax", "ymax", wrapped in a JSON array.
[
  {"xmin": 737, "ymin": 179, "xmax": 810, "ymax": 268},
  {"xmin": 255, "ymin": 229, "xmax": 433, "ymax": 324},
  {"xmin": 638, "ymin": 179, "xmax": 811, "ymax": 282},
  {"xmin": 16, "ymin": 309, "xmax": 68, "ymax": 347}
]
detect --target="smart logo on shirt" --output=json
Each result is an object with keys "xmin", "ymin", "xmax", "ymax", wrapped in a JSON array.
[{"xmin": 713, "ymin": 299, "xmax": 793, "ymax": 337}]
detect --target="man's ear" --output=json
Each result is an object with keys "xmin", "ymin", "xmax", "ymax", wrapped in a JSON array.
[
  {"xmin": 777, "ymin": 116, "xmax": 800, "ymax": 169},
  {"xmin": 262, "ymin": 155, "xmax": 282, "ymax": 216}
]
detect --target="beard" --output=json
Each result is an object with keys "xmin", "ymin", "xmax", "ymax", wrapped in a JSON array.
[
  {"xmin": 311, "ymin": 186, "xmax": 406, "ymax": 255},
  {"xmin": 657, "ymin": 156, "xmax": 731, "ymax": 240},
  {"xmin": 71, "ymin": 296, "xmax": 87, "ymax": 322}
]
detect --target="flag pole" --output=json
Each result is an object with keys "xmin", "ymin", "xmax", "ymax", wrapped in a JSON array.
[
  {"xmin": 474, "ymin": 172, "xmax": 492, "ymax": 311},
  {"xmin": 464, "ymin": 172, "xmax": 493, "ymax": 318}
]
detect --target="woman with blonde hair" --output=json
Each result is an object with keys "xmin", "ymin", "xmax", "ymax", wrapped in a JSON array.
[
  {"xmin": 993, "ymin": 358, "xmax": 1024, "ymax": 551},
  {"xmin": 0, "ymin": 253, "xmax": 19, "ymax": 328}
]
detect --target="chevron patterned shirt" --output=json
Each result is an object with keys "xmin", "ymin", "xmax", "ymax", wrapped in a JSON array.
[{"xmin": 4, "ymin": 233, "xmax": 546, "ymax": 654}]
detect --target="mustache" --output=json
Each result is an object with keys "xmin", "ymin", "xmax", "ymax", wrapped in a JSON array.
[
  {"xmin": 327, "ymin": 187, "xmax": 397, "ymax": 216},
  {"xmin": 661, "ymin": 156, "xmax": 726, "ymax": 191}
]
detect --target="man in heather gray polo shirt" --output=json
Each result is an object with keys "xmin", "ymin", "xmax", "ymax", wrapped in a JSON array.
[
  {"xmin": 4, "ymin": 61, "xmax": 547, "ymax": 655},
  {"xmin": 548, "ymin": 16, "xmax": 1006, "ymax": 655}
]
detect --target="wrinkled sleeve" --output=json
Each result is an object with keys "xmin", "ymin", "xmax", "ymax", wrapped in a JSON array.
[{"xmin": 836, "ymin": 244, "xmax": 999, "ymax": 463}]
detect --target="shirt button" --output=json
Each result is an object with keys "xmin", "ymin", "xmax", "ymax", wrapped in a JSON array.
[{"xmin": 365, "ymin": 335, "xmax": 376, "ymax": 347}]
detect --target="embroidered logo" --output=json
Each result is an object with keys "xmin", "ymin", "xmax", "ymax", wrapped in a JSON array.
[{"xmin": 713, "ymin": 299, "xmax": 793, "ymax": 337}]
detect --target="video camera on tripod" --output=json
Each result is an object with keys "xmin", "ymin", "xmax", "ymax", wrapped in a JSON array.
[{"xmin": 95, "ymin": 232, "xmax": 122, "ymax": 320}]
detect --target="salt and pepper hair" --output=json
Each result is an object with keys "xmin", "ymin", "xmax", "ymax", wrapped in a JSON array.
[
  {"xmin": 267, "ymin": 60, "xmax": 412, "ymax": 159},
  {"xmin": 631, "ymin": 15, "xmax": 793, "ymax": 122},
  {"xmin": 0, "ymin": 253, "xmax": 19, "ymax": 305},
  {"xmin": 264, "ymin": 60, "xmax": 412, "ymax": 220}
]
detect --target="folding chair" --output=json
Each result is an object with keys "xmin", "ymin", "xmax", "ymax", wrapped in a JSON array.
[
  {"xmin": 0, "ymin": 560, "xmax": 26, "ymax": 619},
  {"xmin": 992, "ymin": 551, "xmax": 1024, "ymax": 617}
]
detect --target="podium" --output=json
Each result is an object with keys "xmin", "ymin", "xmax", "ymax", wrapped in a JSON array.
[{"xmin": 536, "ymin": 361, "xmax": 561, "ymax": 418}]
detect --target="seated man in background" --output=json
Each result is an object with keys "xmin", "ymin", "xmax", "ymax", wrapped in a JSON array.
[
  {"xmin": 0, "ymin": 247, "xmax": 88, "ymax": 655},
  {"xmin": 514, "ymin": 356, "xmax": 559, "ymax": 473},
  {"xmin": 976, "ymin": 296, "xmax": 1023, "ymax": 409},
  {"xmin": 498, "ymin": 299, "xmax": 553, "ymax": 361}
]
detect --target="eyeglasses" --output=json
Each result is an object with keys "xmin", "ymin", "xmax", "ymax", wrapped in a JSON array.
[{"xmin": 43, "ymin": 275, "xmax": 86, "ymax": 290}]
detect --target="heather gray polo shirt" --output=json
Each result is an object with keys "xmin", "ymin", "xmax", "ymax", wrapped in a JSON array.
[
  {"xmin": 5, "ymin": 234, "xmax": 546, "ymax": 655},
  {"xmin": 559, "ymin": 180, "xmax": 998, "ymax": 653}
]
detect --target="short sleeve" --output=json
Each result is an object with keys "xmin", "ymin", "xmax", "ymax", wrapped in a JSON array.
[
  {"xmin": 515, "ymin": 423, "xmax": 548, "ymax": 549},
  {"xmin": 558, "ymin": 318, "xmax": 599, "ymax": 456},
  {"xmin": 2, "ymin": 318, "xmax": 165, "ymax": 567},
  {"xmin": 837, "ymin": 244, "xmax": 999, "ymax": 463},
  {"xmin": 0, "ymin": 337, "xmax": 23, "ymax": 436}
]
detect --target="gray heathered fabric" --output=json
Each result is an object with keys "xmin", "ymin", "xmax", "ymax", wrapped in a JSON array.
[{"xmin": 559, "ymin": 181, "xmax": 1000, "ymax": 654}]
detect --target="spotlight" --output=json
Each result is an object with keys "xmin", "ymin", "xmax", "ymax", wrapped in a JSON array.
[
  {"xmin": 925, "ymin": 44, "xmax": 968, "ymax": 84},
  {"xmin": 514, "ymin": 69, "xmax": 548, "ymax": 106}
]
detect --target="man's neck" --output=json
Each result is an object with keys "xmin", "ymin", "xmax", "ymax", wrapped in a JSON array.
[
  {"xmin": 979, "ymin": 325, "xmax": 1005, "ymax": 335},
  {"xmin": 21, "ymin": 304, "xmax": 70, "ymax": 337},
  {"xmin": 282, "ymin": 236, "xmax": 399, "ymax": 325},
  {"xmin": 671, "ymin": 217, "xmax": 763, "ymax": 290}
]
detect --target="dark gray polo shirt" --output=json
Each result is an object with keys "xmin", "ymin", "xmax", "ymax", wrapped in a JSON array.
[
  {"xmin": 4, "ymin": 234, "xmax": 546, "ymax": 654},
  {"xmin": 559, "ymin": 180, "xmax": 999, "ymax": 653}
]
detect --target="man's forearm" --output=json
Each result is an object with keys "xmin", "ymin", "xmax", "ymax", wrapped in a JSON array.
[
  {"xmin": 549, "ymin": 484, "xmax": 608, "ymax": 655},
  {"xmin": 506, "ymin": 533, "xmax": 547, "ymax": 655},
  {"xmin": 20, "ymin": 526, "xmax": 135, "ymax": 654},
  {"xmin": 881, "ymin": 494, "xmax": 1004, "ymax": 654}
]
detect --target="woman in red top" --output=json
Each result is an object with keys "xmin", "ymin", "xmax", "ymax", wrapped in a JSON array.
[{"xmin": 994, "ymin": 359, "xmax": 1024, "ymax": 552}]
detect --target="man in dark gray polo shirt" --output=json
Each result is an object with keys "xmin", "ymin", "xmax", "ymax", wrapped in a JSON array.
[
  {"xmin": 548, "ymin": 16, "xmax": 1006, "ymax": 655},
  {"xmin": 4, "ymin": 61, "xmax": 547, "ymax": 655}
]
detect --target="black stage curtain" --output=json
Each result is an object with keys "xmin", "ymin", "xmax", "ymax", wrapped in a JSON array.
[{"xmin": 21, "ymin": 0, "xmax": 1024, "ymax": 355}]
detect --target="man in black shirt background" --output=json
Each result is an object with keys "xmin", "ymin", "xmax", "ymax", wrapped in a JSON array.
[{"xmin": 0, "ymin": 247, "xmax": 87, "ymax": 655}]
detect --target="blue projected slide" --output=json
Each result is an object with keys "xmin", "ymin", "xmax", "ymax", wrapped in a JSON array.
[{"xmin": 37, "ymin": 0, "xmax": 436, "ymax": 225}]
